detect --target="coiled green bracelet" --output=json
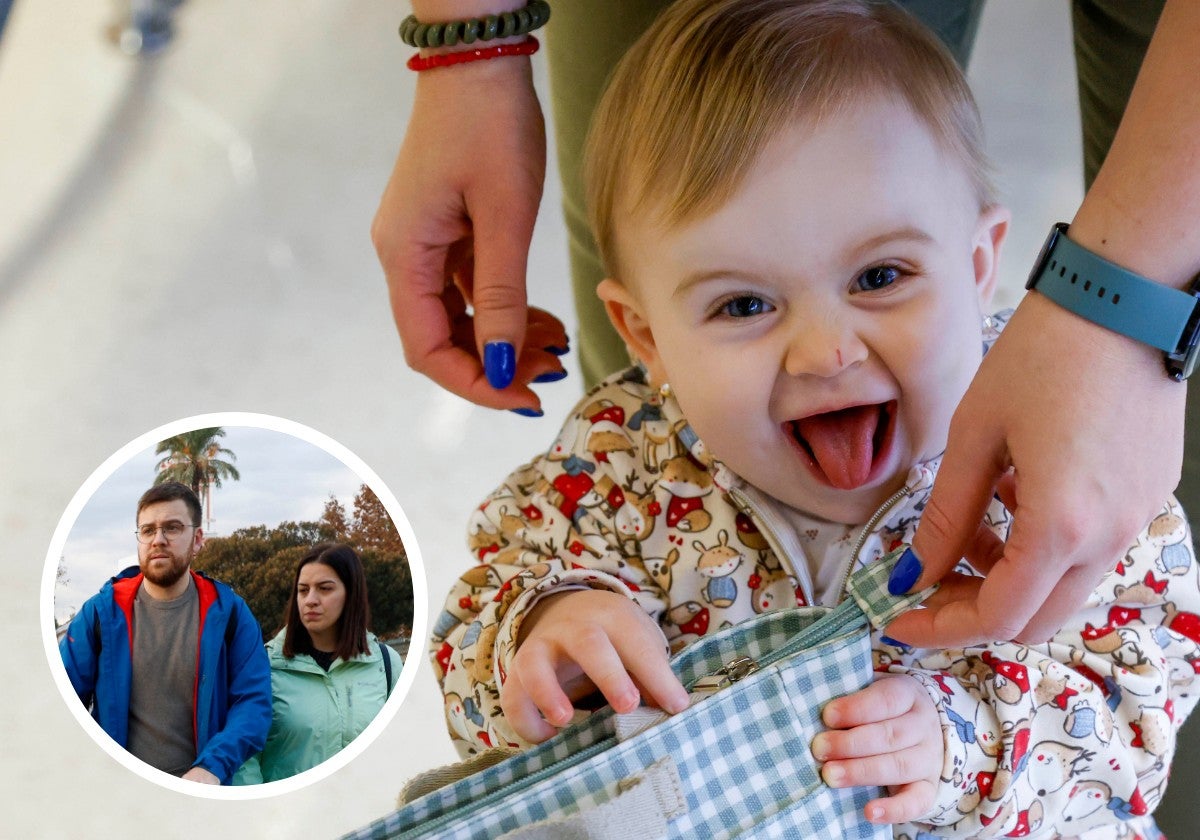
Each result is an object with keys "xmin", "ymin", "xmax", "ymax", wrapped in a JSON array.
[{"xmin": 399, "ymin": 1, "xmax": 551, "ymax": 49}]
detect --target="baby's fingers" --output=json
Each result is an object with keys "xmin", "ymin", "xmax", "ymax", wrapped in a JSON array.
[
  {"xmin": 822, "ymin": 674, "xmax": 919, "ymax": 729},
  {"xmin": 565, "ymin": 630, "xmax": 641, "ymax": 714},
  {"xmin": 811, "ymin": 715, "xmax": 922, "ymax": 762},
  {"xmin": 820, "ymin": 744, "xmax": 932, "ymax": 792},
  {"xmin": 500, "ymin": 661, "xmax": 563, "ymax": 744},
  {"xmin": 864, "ymin": 781, "xmax": 937, "ymax": 825},
  {"xmin": 615, "ymin": 633, "xmax": 689, "ymax": 715}
]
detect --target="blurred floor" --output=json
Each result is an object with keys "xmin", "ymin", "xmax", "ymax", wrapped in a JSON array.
[{"xmin": 0, "ymin": 1, "xmax": 1092, "ymax": 837}]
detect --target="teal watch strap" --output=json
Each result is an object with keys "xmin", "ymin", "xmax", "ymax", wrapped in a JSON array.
[{"xmin": 1026, "ymin": 223, "xmax": 1200, "ymax": 380}]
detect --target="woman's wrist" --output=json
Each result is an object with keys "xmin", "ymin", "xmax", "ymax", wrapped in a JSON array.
[
  {"xmin": 1015, "ymin": 290, "xmax": 1171, "ymax": 380},
  {"xmin": 405, "ymin": 0, "xmax": 542, "ymax": 53},
  {"xmin": 1066, "ymin": 202, "xmax": 1194, "ymax": 293},
  {"xmin": 1066, "ymin": 0, "xmax": 1200, "ymax": 292}
]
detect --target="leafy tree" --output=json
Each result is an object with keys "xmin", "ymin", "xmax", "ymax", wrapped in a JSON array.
[
  {"xmin": 349, "ymin": 484, "xmax": 413, "ymax": 636},
  {"xmin": 319, "ymin": 494, "xmax": 350, "ymax": 542},
  {"xmin": 154, "ymin": 428, "xmax": 241, "ymax": 527},
  {"xmin": 192, "ymin": 525, "xmax": 308, "ymax": 637},
  {"xmin": 193, "ymin": 490, "xmax": 414, "ymax": 642},
  {"xmin": 362, "ymin": 549, "xmax": 414, "ymax": 638},
  {"xmin": 351, "ymin": 485, "xmax": 405, "ymax": 554}
]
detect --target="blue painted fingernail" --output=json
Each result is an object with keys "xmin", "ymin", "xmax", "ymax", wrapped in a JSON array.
[
  {"xmin": 879, "ymin": 635, "xmax": 907, "ymax": 648},
  {"xmin": 545, "ymin": 344, "xmax": 570, "ymax": 356},
  {"xmin": 484, "ymin": 341, "xmax": 516, "ymax": 389},
  {"xmin": 533, "ymin": 369, "xmax": 568, "ymax": 384},
  {"xmin": 887, "ymin": 547, "xmax": 922, "ymax": 596},
  {"xmin": 509, "ymin": 408, "xmax": 544, "ymax": 418}
]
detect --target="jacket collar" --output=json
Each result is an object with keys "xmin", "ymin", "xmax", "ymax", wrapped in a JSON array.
[{"xmin": 266, "ymin": 628, "xmax": 381, "ymax": 671}]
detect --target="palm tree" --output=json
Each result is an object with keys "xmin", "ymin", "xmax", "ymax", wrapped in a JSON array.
[{"xmin": 154, "ymin": 428, "xmax": 240, "ymax": 531}]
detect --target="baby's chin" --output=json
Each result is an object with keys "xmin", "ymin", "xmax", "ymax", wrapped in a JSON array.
[{"xmin": 771, "ymin": 476, "xmax": 908, "ymax": 525}]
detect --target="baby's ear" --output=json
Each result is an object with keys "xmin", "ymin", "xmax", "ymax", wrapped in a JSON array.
[
  {"xmin": 972, "ymin": 204, "xmax": 1010, "ymax": 308},
  {"xmin": 597, "ymin": 279, "xmax": 668, "ymax": 385}
]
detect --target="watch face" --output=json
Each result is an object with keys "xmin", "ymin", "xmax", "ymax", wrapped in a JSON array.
[
  {"xmin": 1167, "ymin": 293, "xmax": 1200, "ymax": 381},
  {"xmin": 1026, "ymin": 222, "xmax": 1069, "ymax": 290}
]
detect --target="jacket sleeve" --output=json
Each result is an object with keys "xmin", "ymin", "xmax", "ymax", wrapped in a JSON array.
[
  {"xmin": 194, "ymin": 598, "xmax": 273, "ymax": 784},
  {"xmin": 230, "ymin": 753, "xmax": 264, "ymax": 786},
  {"xmin": 893, "ymin": 498, "xmax": 1200, "ymax": 837},
  {"xmin": 432, "ymin": 413, "xmax": 675, "ymax": 755},
  {"xmin": 59, "ymin": 597, "xmax": 101, "ymax": 708}
]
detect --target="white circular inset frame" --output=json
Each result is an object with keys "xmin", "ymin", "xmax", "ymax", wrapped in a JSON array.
[{"xmin": 42, "ymin": 413, "xmax": 428, "ymax": 800}]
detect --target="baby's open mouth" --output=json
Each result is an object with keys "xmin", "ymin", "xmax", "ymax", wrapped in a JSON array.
[{"xmin": 787, "ymin": 401, "xmax": 895, "ymax": 490}]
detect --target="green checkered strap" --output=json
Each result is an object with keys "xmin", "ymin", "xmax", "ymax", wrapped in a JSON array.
[
  {"xmin": 763, "ymin": 546, "xmax": 932, "ymax": 665},
  {"xmin": 846, "ymin": 546, "xmax": 934, "ymax": 630},
  {"xmin": 384, "ymin": 547, "xmax": 932, "ymax": 834},
  {"xmin": 521, "ymin": 549, "xmax": 932, "ymax": 835}
]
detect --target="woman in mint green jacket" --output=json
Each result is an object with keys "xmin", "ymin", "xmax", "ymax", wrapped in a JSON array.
[{"xmin": 234, "ymin": 543, "xmax": 403, "ymax": 784}]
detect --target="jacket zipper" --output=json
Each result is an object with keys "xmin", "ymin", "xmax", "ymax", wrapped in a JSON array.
[
  {"xmin": 728, "ymin": 482, "xmax": 913, "ymax": 607},
  {"xmin": 833, "ymin": 484, "xmax": 913, "ymax": 602},
  {"xmin": 727, "ymin": 486, "xmax": 816, "ymax": 603},
  {"xmin": 702, "ymin": 484, "xmax": 914, "ymax": 695}
]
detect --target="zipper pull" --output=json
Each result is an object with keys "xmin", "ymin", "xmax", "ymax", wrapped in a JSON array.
[{"xmin": 690, "ymin": 655, "xmax": 761, "ymax": 696}]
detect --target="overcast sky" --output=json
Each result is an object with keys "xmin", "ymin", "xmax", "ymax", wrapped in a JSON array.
[{"xmin": 53, "ymin": 426, "xmax": 371, "ymax": 621}]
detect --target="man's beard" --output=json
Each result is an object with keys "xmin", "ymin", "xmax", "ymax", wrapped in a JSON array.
[{"xmin": 141, "ymin": 549, "xmax": 193, "ymax": 589}]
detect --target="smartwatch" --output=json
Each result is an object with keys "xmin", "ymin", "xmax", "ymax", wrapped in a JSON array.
[{"xmin": 1026, "ymin": 222, "xmax": 1200, "ymax": 381}]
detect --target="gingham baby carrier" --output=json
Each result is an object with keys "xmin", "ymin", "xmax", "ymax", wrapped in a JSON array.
[{"xmin": 347, "ymin": 548, "xmax": 927, "ymax": 839}]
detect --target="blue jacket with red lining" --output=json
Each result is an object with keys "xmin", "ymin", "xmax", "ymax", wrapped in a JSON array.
[{"xmin": 59, "ymin": 566, "xmax": 272, "ymax": 784}]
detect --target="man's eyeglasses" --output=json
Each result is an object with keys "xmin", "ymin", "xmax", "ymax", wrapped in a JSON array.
[{"xmin": 135, "ymin": 522, "xmax": 195, "ymax": 543}]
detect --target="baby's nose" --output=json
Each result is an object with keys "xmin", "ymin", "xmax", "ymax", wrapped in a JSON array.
[{"xmin": 782, "ymin": 316, "xmax": 868, "ymax": 378}]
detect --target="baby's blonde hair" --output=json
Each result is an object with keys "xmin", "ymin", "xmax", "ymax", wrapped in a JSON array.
[{"xmin": 584, "ymin": 0, "xmax": 995, "ymax": 277}]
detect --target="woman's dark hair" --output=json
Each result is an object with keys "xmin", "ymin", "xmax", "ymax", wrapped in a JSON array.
[{"xmin": 282, "ymin": 542, "xmax": 371, "ymax": 661}]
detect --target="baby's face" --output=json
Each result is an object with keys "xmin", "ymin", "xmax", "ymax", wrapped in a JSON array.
[{"xmin": 608, "ymin": 98, "xmax": 1006, "ymax": 523}]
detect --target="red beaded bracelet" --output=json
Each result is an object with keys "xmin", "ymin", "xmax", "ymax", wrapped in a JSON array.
[{"xmin": 407, "ymin": 36, "xmax": 539, "ymax": 72}]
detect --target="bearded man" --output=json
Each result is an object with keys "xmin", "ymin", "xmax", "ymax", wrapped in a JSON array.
[{"xmin": 59, "ymin": 482, "xmax": 270, "ymax": 784}]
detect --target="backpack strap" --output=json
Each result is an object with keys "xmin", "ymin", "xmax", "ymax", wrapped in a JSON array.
[
  {"xmin": 380, "ymin": 640, "xmax": 394, "ymax": 697},
  {"xmin": 844, "ymin": 545, "xmax": 936, "ymax": 630}
]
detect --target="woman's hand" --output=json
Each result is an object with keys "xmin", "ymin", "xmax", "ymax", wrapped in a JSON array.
[
  {"xmin": 890, "ymin": 0, "xmax": 1200, "ymax": 647},
  {"xmin": 373, "ymin": 55, "xmax": 568, "ymax": 412},
  {"xmin": 890, "ymin": 293, "xmax": 1184, "ymax": 645}
]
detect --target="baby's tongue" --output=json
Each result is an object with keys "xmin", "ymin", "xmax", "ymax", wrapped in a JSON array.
[{"xmin": 794, "ymin": 405, "xmax": 879, "ymax": 490}]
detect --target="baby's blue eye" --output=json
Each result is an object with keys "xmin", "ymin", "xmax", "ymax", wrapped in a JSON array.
[
  {"xmin": 855, "ymin": 266, "xmax": 901, "ymax": 292},
  {"xmin": 719, "ymin": 295, "xmax": 771, "ymax": 318}
]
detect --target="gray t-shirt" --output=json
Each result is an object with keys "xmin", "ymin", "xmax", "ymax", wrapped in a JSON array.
[{"xmin": 126, "ymin": 574, "xmax": 199, "ymax": 776}]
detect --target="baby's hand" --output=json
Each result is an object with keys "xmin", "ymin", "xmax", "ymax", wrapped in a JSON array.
[
  {"xmin": 501, "ymin": 590, "xmax": 690, "ymax": 743},
  {"xmin": 811, "ymin": 674, "xmax": 942, "ymax": 825}
]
